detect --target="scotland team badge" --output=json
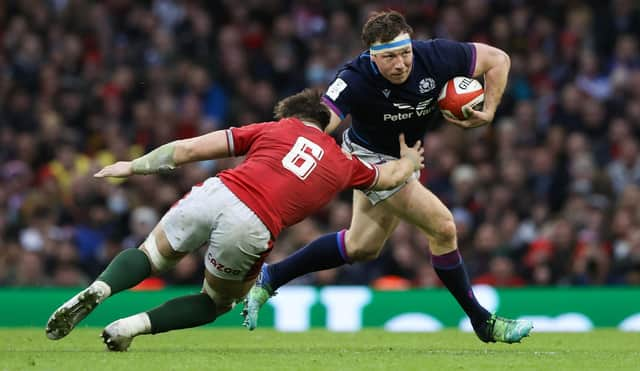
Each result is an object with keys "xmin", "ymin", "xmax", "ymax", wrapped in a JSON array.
[{"xmin": 419, "ymin": 77, "xmax": 436, "ymax": 94}]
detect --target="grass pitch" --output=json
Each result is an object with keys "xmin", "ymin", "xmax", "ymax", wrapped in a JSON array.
[{"xmin": 1, "ymin": 328, "xmax": 638, "ymax": 371}]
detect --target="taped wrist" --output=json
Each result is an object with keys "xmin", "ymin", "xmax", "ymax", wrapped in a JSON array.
[{"xmin": 131, "ymin": 142, "xmax": 177, "ymax": 175}]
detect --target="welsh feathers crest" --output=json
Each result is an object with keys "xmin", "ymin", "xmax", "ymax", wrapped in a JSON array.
[{"xmin": 419, "ymin": 77, "xmax": 436, "ymax": 94}]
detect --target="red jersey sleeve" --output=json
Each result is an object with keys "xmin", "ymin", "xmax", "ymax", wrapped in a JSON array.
[
  {"xmin": 348, "ymin": 154, "xmax": 379, "ymax": 190},
  {"xmin": 227, "ymin": 122, "xmax": 276, "ymax": 156}
]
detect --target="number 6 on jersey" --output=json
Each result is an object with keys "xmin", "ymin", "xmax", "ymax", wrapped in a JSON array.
[{"xmin": 282, "ymin": 137, "xmax": 325, "ymax": 180}]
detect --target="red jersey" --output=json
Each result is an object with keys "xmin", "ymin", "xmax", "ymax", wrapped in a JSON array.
[{"xmin": 218, "ymin": 118, "xmax": 379, "ymax": 238}]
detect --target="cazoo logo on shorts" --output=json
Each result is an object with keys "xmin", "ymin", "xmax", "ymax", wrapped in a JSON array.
[
  {"xmin": 207, "ymin": 252, "xmax": 241, "ymax": 275},
  {"xmin": 383, "ymin": 98, "xmax": 435, "ymax": 122}
]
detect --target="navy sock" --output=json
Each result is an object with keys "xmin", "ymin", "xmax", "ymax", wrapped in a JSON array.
[
  {"xmin": 267, "ymin": 230, "xmax": 350, "ymax": 291},
  {"xmin": 432, "ymin": 250, "xmax": 490, "ymax": 327}
]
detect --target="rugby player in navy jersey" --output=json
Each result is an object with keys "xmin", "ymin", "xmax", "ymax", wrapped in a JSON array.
[
  {"xmin": 244, "ymin": 10, "xmax": 533, "ymax": 343},
  {"xmin": 44, "ymin": 89, "xmax": 423, "ymax": 351}
]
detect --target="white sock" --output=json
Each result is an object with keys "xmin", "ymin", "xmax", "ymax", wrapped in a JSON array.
[
  {"xmin": 91, "ymin": 280, "xmax": 112, "ymax": 301},
  {"xmin": 114, "ymin": 313, "xmax": 152, "ymax": 337}
]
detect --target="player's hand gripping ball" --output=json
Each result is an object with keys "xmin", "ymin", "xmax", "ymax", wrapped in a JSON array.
[{"xmin": 437, "ymin": 77, "xmax": 484, "ymax": 120}]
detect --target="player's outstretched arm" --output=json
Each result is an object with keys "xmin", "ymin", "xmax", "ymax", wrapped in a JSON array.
[
  {"xmin": 94, "ymin": 130, "xmax": 230, "ymax": 178},
  {"xmin": 372, "ymin": 134, "xmax": 424, "ymax": 190}
]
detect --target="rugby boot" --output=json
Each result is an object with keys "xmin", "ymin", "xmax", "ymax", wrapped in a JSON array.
[
  {"xmin": 45, "ymin": 281, "xmax": 110, "ymax": 340},
  {"xmin": 241, "ymin": 264, "xmax": 275, "ymax": 331},
  {"xmin": 475, "ymin": 314, "xmax": 533, "ymax": 343},
  {"xmin": 102, "ymin": 319, "xmax": 134, "ymax": 352}
]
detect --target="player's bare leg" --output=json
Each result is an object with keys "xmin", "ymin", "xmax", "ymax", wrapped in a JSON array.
[
  {"xmin": 384, "ymin": 179, "xmax": 532, "ymax": 343},
  {"xmin": 45, "ymin": 226, "xmax": 172, "ymax": 340},
  {"xmin": 343, "ymin": 190, "xmax": 401, "ymax": 261}
]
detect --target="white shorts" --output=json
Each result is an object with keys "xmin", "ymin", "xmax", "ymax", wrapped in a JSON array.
[
  {"xmin": 161, "ymin": 177, "xmax": 272, "ymax": 281},
  {"xmin": 342, "ymin": 129, "xmax": 419, "ymax": 205}
]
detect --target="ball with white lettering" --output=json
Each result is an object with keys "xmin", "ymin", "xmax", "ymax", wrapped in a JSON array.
[{"xmin": 437, "ymin": 77, "xmax": 484, "ymax": 120}]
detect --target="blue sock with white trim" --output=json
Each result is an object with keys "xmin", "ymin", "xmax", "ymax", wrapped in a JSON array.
[{"xmin": 266, "ymin": 230, "xmax": 350, "ymax": 291}]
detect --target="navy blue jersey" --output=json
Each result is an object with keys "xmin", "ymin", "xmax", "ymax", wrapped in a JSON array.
[{"xmin": 323, "ymin": 39, "xmax": 476, "ymax": 157}]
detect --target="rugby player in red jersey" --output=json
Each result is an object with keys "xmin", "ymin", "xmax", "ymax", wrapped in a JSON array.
[{"xmin": 45, "ymin": 89, "xmax": 423, "ymax": 351}]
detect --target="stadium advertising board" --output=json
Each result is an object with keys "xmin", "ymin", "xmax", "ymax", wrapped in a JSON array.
[{"xmin": 2, "ymin": 286, "xmax": 639, "ymax": 331}]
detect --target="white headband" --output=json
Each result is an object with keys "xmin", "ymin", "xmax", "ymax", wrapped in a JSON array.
[{"xmin": 369, "ymin": 33, "xmax": 412, "ymax": 55}]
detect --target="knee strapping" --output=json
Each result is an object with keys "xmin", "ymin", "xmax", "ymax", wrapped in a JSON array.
[{"xmin": 143, "ymin": 234, "xmax": 177, "ymax": 273}]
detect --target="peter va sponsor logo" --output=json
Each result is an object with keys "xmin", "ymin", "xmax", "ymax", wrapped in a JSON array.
[{"xmin": 384, "ymin": 98, "xmax": 435, "ymax": 122}]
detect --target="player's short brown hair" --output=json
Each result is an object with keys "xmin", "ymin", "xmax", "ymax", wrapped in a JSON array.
[
  {"xmin": 274, "ymin": 89, "xmax": 330, "ymax": 130},
  {"xmin": 361, "ymin": 10, "xmax": 413, "ymax": 48}
]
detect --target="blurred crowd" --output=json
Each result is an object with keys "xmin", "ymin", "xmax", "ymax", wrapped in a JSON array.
[{"xmin": 1, "ymin": 0, "xmax": 640, "ymax": 289}]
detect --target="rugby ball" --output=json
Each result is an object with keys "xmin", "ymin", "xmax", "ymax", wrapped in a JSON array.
[{"xmin": 437, "ymin": 77, "xmax": 484, "ymax": 120}]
